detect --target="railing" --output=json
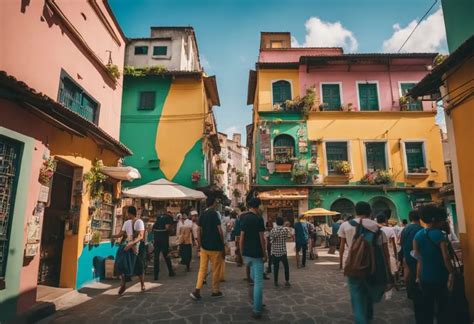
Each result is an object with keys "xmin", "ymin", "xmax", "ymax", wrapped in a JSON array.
[{"xmin": 58, "ymin": 88, "xmax": 97, "ymax": 124}]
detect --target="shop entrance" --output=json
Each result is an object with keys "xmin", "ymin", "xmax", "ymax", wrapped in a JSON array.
[
  {"xmin": 38, "ymin": 161, "xmax": 73, "ymax": 287},
  {"xmin": 264, "ymin": 200, "xmax": 299, "ymax": 226}
]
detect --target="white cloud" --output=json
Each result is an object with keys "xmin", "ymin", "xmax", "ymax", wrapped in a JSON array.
[
  {"xmin": 201, "ymin": 55, "xmax": 211, "ymax": 70},
  {"xmin": 292, "ymin": 17, "xmax": 358, "ymax": 52},
  {"xmin": 382, "ymin": 8, "xmax": 447, "ymax": 53}
]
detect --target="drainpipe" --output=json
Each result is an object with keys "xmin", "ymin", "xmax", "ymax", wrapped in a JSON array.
[{"xmin": 387, "ymin": 58, "xmax": 395, "ymax": 110}]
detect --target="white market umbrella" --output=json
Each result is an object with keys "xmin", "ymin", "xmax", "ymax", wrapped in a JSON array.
[{"xmin": 122, "ymin": 178, "xmax": 206, "ymax": 200}]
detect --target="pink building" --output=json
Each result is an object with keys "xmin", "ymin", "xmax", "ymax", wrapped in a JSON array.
[{"xmin": 0, "ymin": 1, "xmax": 130, "ymax": 321}]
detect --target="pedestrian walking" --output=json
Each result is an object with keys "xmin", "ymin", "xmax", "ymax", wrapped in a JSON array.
[
  {"xmin": 233, "ymin": 211, "xmax": 244, "ymax": 267},
  {"xmin": 400, "ymin": 210, "xmax": 424, "ymax": 322},
  {"xmin": 190, "ymin": 210, "xmax": 199, "ymax": 249},
  {"xmin": 240, "ymin": 197, "xmax": 267, "ymax": 319},
  {"xmin": 377, "ymin": 213, "xmax": 398, "ymax": 276},
  {"xmin": 264, "ymin": 221, "xmax": 273, "ymax": 274},
  {"xmin": 152, "ymin": 208, "xmax": 176, "ymax": 280},
  {"xmin": 113, "ymin": 206, "xmax": 146, "ymax": 295},
  {"xmin": 328, "ymin": 215, "xmax": 342, "ymax": 254},
  {"xmin": 190, "ymin": 197, "xmax": 225, "ymax": 300},
  {"xmin": 270, "ymin": 216, "xmax": 290, "ymax": 287},
  {"xmin": 178, "ymin": 221, "xmax": 193, "ymax": 271},
  {"xmin": 413, "ymin": 205, "xmax": 454, "ymax": 324},
  {"xmin": 338, "ymin": 202, "xmax": 391, "ymax": 324},
  {"xmin": 294, "ymin": 215, "xmax": 309, "ymax": 268}
]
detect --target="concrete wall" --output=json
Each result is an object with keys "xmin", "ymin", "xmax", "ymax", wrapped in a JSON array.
[{"xmin": 0, "ymin": 0, "xmax": 125, "ymax": 139}]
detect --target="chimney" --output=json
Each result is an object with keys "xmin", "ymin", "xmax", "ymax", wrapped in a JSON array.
[{"xmin": 232, "ymin": 133, "xmax": 241, "ymax": 145}]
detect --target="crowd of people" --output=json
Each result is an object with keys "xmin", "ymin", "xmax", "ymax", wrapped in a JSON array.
[{"xmin": 112, "ymin": 198, "xmax": 468, "ymax": 323}]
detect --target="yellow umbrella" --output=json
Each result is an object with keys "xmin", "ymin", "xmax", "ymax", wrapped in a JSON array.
[{"xmin": 303, "ymin": 208, "xmax": 340, "ymax": 217}]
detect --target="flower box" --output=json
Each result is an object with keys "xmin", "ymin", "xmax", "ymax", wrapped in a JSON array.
[
  {"xmin": 275, "ymin": 163, "xmax": 292, "ymax": 173},
  {"xmin": 325, "ymin": 174, "xmax": 350, "ymax": 185}
]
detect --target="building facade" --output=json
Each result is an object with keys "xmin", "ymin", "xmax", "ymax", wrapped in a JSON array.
[
  {"xmin": 215, "ymin": 133, "xmax": 251, "ymax": 208},
  {"xmin": 120, "ymin": 27, "xmax": 221, "ymax": 191},
  {"xmin": 247, "ymin": 32, "xmax": 446, "ymax": 225},
  {"xmin": 409, "ymin": 0, "xmax": 474, "ymax": 314},
  {"xmin": 0, "ymin": 0, "xmax": 130, "ymax": 320}
]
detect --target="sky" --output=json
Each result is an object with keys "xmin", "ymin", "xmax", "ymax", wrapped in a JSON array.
[{"xmin": 109, "ymin": 0, "xmax": 448, "ymax": 137}]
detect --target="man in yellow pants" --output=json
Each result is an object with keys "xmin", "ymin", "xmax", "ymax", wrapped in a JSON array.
[{"xmin": 190, "ymin": 197, "xmax": 225, "ymax": 300}]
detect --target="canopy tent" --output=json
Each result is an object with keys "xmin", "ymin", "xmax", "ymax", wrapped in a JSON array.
[
  {"xmin": 303, "ymin": 208, "xmax": 340, "ymax": 218},
  {"xmin": 100, "ymin": 166, "xmax": 141, "ymax": 181},
  {"xmin": 122, "ymin": 178, "xmax": 206, "ymax": 200}
]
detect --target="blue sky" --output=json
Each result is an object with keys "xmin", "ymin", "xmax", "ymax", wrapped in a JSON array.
[{"xmin": 110, "ymin": 0, "xmax": 447, "ymax": 137}]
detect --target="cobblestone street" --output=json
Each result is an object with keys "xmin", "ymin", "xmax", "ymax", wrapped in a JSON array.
[{"xmin": 40, "ymin": 250, "xmax": 415, "ymax": 324}]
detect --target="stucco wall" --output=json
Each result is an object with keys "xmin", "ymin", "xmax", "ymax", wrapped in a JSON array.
[
  {"xmin": 257, "ymin": 69, "xmax": 300, "ymax": 111},
  {"xmin": 0, "ymin": 0, "xmax": 125, "ymax": 139}
]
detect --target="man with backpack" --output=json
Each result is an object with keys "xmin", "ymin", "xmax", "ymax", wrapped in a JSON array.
[{"xmin": 338, "ymin": 202, "xmax": 391, "ymax": 324}]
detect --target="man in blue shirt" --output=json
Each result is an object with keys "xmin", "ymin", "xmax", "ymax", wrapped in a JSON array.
[
  {"xmin": 294, "ymin": 215, "xmax": 309, "ymax": 268},
  {"xmin": 413, "ymin": 206, "xmax": 454, "ymax": 324}
]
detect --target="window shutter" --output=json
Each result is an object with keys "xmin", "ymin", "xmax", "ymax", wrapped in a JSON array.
[
  {"xmin": 359, "ymin": 84, "xmax": 379, "ymax": 111},
  {"xmin": 138, "ymin": 91, "xmax": 156, "ymax": 110},
  {"xmin": 322, "ymin": 84, "xmax": 341, "ymax": 110},
  {"xmin": 405, "ymin": 142, "xmax": 425, "ymax": 172},
  {"xmin": 272, "ymin": 81, "xmax": 292, "ymax": 104},
  {"xmin": 366, "ymin": 142, "xmax": 386, "ymax": 171}
]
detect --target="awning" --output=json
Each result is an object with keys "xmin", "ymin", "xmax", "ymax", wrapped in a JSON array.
[
  {"xmin": 101, "ymin": 166, "xmax": 141, "ymax": 181},
  {"xmin": 259, "ymin": 188, "xmax": 308, "ymax": 200},
  {"xmin": 123, "ymin": 178, "xmax": 206, "ymax": 200}
]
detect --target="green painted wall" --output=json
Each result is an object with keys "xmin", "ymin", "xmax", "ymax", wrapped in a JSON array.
[
  {"xmin": 0, "ymin": 127, "xmax": 34, "ymax": 321},
  {"xmin": 309, "ymin": 187, "xmax": 414, "ymax": 221},
  {"xmin": 441, "ymin": 0, "xmax": 474, "ymax": 52},
  {"xmin": 256, "ymin": 112, "xmax": 317, "ymax": 186},
  {"xmin": 120, "ymin": 75, "xmax": 209, "ymax": 188}
]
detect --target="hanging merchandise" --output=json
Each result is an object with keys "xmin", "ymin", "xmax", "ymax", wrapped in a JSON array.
[{"xmin": 298, "ymin": 138, "xmax": 308, "ymax": 153}]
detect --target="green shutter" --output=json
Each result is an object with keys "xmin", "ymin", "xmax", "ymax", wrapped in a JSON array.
[
  {"xmin": 153, "ymin": 46, "xmax": 167, "ymax": 56},
  {"xmin": 272, "ymin": 81, "xmax": 292, "ymax": 104},
  {"xmin": 366, "ymin": 142, "xmax": 386, "ymax": 171},
  {"xmin": 326, "ymin": 142, "xmax": 348, "ymax": 173},
  {"xmin": 322, "ymin": 84, "xmax": 341, "ymax": 110},
  {"xmin": 401, "ymin": 83, "xmax": 422, "ymax": 111},
  {"xmin": 405, "ymin": 142, "xmax": 425, "ymax": 172},
  {"xmin": 134, "ymin": 46, "xmax": 148, "ymax": 55},
  {"xmin": 359, "ymin": 83, "xmax": 379, "ymax": 111}
]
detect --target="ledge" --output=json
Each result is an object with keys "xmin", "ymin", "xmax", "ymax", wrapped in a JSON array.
[{"xmin": 308, "ymin": 111, "xmax": 437, "ymax": 117}]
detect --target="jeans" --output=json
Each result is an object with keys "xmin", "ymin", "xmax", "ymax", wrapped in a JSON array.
[
  {"xmin": 153, "ymin": 239, "xmax": 173, "ymax": 279},
  {"xmin": 347, "ymin": 277, "xmax": 385, "ymax": 324},
  {"xmin": 244, "ymin": 256, "xmax": 264, "ymax": 314},
  {"xmin": 272, "ymin": 254, "xmax": 289, "ymax": 283},
  {"xmin": 420, "ymin": 282, "xmax": 449, "ymax": 324},
  {"xmin": 296, "ymin": 243, "xmax": 307, "ymax": 266},
  {"xmin": 406, "ymin": 268, "xmax": 424, "ymax": 323},
  {"xmin": 196, "ymin": 248, "xmax": 222, "ymax": 293}
]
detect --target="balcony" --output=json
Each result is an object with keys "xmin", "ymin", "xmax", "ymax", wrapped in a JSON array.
[{"xmin": 58, "ymin": 88, "xmax": 98, "ymax": 124}]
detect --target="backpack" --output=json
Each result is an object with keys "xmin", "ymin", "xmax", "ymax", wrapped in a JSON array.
[{"xmin": 344, "ymin": 219, "xmax": 388, "ymax": 284}]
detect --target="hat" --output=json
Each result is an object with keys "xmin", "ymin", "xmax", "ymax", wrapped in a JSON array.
[{"xmin": 190, "ymin": 210, "xmax": 198, "ymax": 216}]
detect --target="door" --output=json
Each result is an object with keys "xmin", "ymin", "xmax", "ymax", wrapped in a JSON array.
[
  {"xmin": 358, "ymin": 83, "xmax": 379, "ymax": 111},
  {"xmin": 38, "ymin": 161, "xmax": 73, "ymax": 287}
]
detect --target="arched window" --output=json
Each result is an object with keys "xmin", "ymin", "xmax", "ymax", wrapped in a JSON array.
[
  {"xmin": 370, "ymin": 197, "xmax": 397, "ymax": 220},
  {"xmin": 273, "ymin": 134, "xmax": 295, "ymax": 164},
  {"xmin": 331, "ymin": 199, "xmax": 356, "ymax": 218},
  {"xmin": 272, "ymin": 80, "xmax": 292, "ymax": 105}
]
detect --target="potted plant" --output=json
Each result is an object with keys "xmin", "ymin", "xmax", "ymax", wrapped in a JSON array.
[
  {"xmin": 292, "ymin": 167, "xmax": 309, "ymax": 184},
  {"xmin": 38, "ymin": 157, "xmax": 57, "ymax": 186},
  {"xmin": 333, "ymin": 160, "xmax": 352, "ymax": 176},
  {"xmin": 191, "ymin": 171, "xmax": 201, "ymax": 183},
  {"xmin": 375, "ymin": 170, "xmax": 394, "ymax": 185},
  {"xmin": 84, "ymin": 159, "xmax": 108, "ymax": 200},
  {"xmin": 399, "ymin": 96, "xmax": 409, "ymax": 111},
  {"xmin": 342, "ymin": 103, "xmax": 354, "ymax": 112}
]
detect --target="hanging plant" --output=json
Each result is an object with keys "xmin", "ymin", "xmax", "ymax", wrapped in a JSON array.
[
  {"xmin": 84, "ymin": 159, "xmax": 108, "ymax": 200},
  {"xmin": 192, "ymin": 170, "xmax": 201, "ymax": 183},
  {"xmin": 38, "ymin": 157, "xmax": 57, "ymax": 186},
  {"xmin": 106, "ymin": 64, "xmax": 120, "ymax": 81}
]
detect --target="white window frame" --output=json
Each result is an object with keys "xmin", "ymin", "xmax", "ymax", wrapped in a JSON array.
[
  {"xmin": 271, "ymin": 79, "xmax": 293, "ymax": 106},
  {"xmin": 401, "ymin": 139, "xmax": 428, "ymax": 175},
  {"xmin": 320, "ymin": 82, "xmax": 344, "ymax": 109},
  {"xmin": 398, "ymin": 81, "xmax": 419, "ymax": 98},
  {"xmin": 356, "ymin": 81, "xmax": 381, "ymax": 111},
  {"xmin": 322, "ymin": 140, "xmax": 353, "ymax": 177},
  {"xmin": 362, "ymin": 140, "xmax": 390, "ymax": 174}
]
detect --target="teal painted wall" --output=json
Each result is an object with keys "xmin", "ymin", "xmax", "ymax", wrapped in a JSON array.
[
  {"xmin": 309, "ymin": 188, "xmax": 414, "ymax": 221},
  {"xmin": 441, "ymin": 0, "xmax": 474, "ymax": 52},
  {"xmin": 172, "ymin": 139, "xmax": 207, "ymax": 188},
  {"xmin": 0, "ymin": 128, "xmax": 34, "ymax": 322},
  {"xmin": 76, "ymin": 242, "xmax": 118, "ymax": 289},
  {"xmin": 120, "ymin": 75, "xmax": 171, "ymax": 187},
  {"xmin": 256, "ymin": 112, "xmax": 317, "ymax": 186}
]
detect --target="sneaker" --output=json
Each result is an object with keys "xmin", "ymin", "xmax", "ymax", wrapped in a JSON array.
[
  {"xmin": 285, "ymin": 282, "xmax": 291, "ymax": 287},
  {"xmin": 190, "ymin": 291, "xmax": 201, "ymax": 300},
  {"xmin": 211, "ymin": 292, "xmax": 224, "ymax": 298}
]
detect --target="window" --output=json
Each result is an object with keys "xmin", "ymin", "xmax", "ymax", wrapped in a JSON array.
[
  {"xmin": 321, "ymin": 84, "xmax": 342, "ymax": 110},
  {"xmin": 138, "ymin": 91, "xmax": 156, "ymax": 110},
  {"xmin": 272, "ymin": 80, "xmax": 292, "ymax": 105},
  {"xmin": 358, "ymin": 83, "xmax": 379, "ymax": 111},
  {"xmin": 0, "ymin": 136, "xmax": 22, "ymax": 283},
  {"xmin": 58, "ymin": 73, "xmax": 98, "ymax": 124},
  {"xmin": 273, "ymin": 134, "xmax": 295, "ymax": 164},
  {"xmin": 153, "ymin": 46, "xmax": 168, "ymax": 56},
  {"xmin": 365, "ymin": 142, "xmax": 387, "ymax": 171},
  {"xmin": 134, "ymin": 46, "xmax": 148, "ymax": 55},
  {"xmin": 405, "ymin": 142, "xmax": 426, "ymax": 173},
  {"xmin": 331, "ymin": 199, "xmax": 355, "ymax": 218},
  {"xmin": 270, "ymin": 41, "xmax": 283, "ymax": 48},
  {"xmin": 400, "ymin": 83, "xmax": 422, "ymax": 111},
  {"xmin": 326, "ymin": 142, "xmax": 348, "ymax": 174}
]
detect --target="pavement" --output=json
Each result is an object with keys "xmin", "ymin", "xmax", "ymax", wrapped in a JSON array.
[{"xmin": 39, "ymin": 249, "xmax": 416, "ymax": 324}]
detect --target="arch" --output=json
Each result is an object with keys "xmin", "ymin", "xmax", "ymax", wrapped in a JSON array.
[
  {"xmin": 331, "ymin": 198, "xmax": 356, "ymax": 219},
  {"xmin": 274, "ymin": 134, "xmax": 295, "ymax": 148},
  {"xmin": 369, "ymin": 196, "xmax": 398, "ymax": 220},
  {"xmin": 272, "ymin": 80, "xmax": 292, "ymax": 105}
]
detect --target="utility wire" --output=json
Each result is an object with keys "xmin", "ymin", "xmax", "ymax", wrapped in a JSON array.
[{"xmin": 398, "ymin": 0, "xmax": 439, "ymax": 53}]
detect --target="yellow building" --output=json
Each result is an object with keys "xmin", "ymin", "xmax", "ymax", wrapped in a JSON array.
[{"xmin": 410, "ymin": 35, "xmax": 474, "ymax": 315}]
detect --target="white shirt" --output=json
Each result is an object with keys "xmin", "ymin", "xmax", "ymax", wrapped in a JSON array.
[
  {"xmin": 381, "ymin": 226, "xmax": 396, "ymax": 257},
  {"xmin": 122, "ymin": 219, "xmax": 145, "ymax": 251},
  {"xmin": 184, "ymin": 219, "xmax": 193, "ymax": 227}
]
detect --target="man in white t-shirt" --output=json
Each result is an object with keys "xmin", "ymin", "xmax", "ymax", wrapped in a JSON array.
[
  {"xmin": 376, "ymin": 214, "xmax": 398, "ymax": 275},
  {"xmin": 113, "ymin": 206, "xmax": 145, "ymax": 295}
]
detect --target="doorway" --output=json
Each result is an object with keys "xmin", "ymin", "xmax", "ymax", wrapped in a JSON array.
[{"xmin": 38, "ymin": 161, "xmax": 73, "ymax": 287}]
